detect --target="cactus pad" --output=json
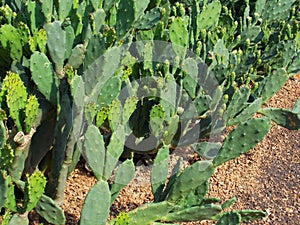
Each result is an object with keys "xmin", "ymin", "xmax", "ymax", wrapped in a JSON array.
[
  {"xmin": 35, "ymin": 194, "xmax": 66, "ymax": 225},
  {"xmin": 22, "ymin": 171, "xmax": 47, "ymax": 212},
  {"xmin": 213, "ymin": 117, "xmax": 271, "ymax": 166},
  {"xmin": 80, "ymin": 180, "xmax": 111, "ymax": 225}
]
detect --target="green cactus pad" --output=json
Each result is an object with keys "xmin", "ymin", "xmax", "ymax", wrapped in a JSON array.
[
  {"xmin": 110, "ymin": 159, "xmax": 135, "ymax": 203},
  {"xmin": 39, "ymin": 0, "xmax": 53, "ymax": 23},
  {"xmin": 182, "ymin": 58, "xmax": 198, "ymax": 99},
  {"xmin": 221, "ymin": 197, "xmax": 236, "ymax": 209},
  {"xmin": 5, "ymin": 175, "xmax": 17, "ymax": 212},
  {"xmin": 97, "ymin": 76, "xmax": 121, "ymax": 108},
  {"xmin": 116, "ymin": 0, "xmax": 135, "ymax": 40},
  {"xmin": 151, "ymin": 146, "xmax": 169, "ymax": 202},
  {"xmin": 169, "ymin": 17, "xmax": 188, "ymax": 58},
  {"xmin": 261, "ymin": 0, "xmax": 295, "ymax": 21},
  {"xmin": 134, "ymin": 8, "xmax": 161, "ymax": 30},
  {"xmin": 17, "ymin": 22, "xmax": 30, "ymax": 46},
  {"xmin": 96, "ymin": 107, "xmax": 109, "ymax": 127},
  {"xmin": 161, "ymin": 204, "xmax": 222, "ymax": 222},
  {"xmin": 258, "ymin": 108, "xmax": 300, "ymax": 130},
  {"xmin": 233, "ymin": 210, "xmax": 267, "ymax": 222},
  {"xmin": 122, "ymin": 96, "xmax": 138, "ymax": 126},
  {"xmin": 80, "ymin": 180, "xmax": 111, "ymax": 225},
  {"xmin": 22, "ymin": 171, "xmax": 47, "ymax": 212},
  {"xmin": 64, "ymin": 24, "xmax": 75, "ymax": 59},
  {"xmin": 125, "ymin": 201, "xmax": 174, "ymax": 225},
  {"xmin": 84, "ymin": 47, "xmax": 121, "ymax": 100},
  {"xmin": 163, "ymin": 115, "xmax": 179, "ymax": 146},
  {"xmin": 84, "ymin": 124, "xmax": 105, "ymax": 180},
  {"xmin": 67, "ymin": 44, "xmax": 85, "ymax": 69},
  {"xmin": 216, "ymin": 212, "xmax": 241, "ymax": 225},
  {"xmin": 192, "ymin": 142, "xmax": 221, "ymax": 160},
  {"xmin": 292, "ymin": 99, "xmax": 300, "ymax": 115},
  {"xmin": 84, "ymin": 102, "xmax": 97, "ymax": 125},
  {"xmin": 226, "ymin": 86, "xmax": 251, "ymax": 123},
  {"xmin": 103, "ymin": 126, "xmax": 125, "ymax": 179},
  {"xmin": 168, "ymin": 161, "xmax": 214, "ymax": 203},
  {"xmin": 35, "ymin": 194, "xmax": 66, "ymax": 225},
  {"xmin": 57, "ymin": 0, "xmax": 73, "ymax": 21},
  {"xmin": 30, "ymin": 51, "xmax": 58, "ymax": 105},
  {"xmin": 36, "ymin": 29, "xmax": 47, "ymax": 53},
  {"xmin": 180, "ymin": 181, "xmax": 209, "ymax": 208},
  {"xmin": 197, "ymin": 0, "xmax": 221, "ymax": 31},
  {"xmin": 2, "ymin": 72, "xmax": 28, "ymax": 131},
  {"xmin": 44, "ymin": 21, "xmax": 66, "ymax": 77},
  {"xmin": 108, "ymin": 99, "xmax": 122, "ymax": 132},
  {"xmin": 0, "ymin": 144, "xmax": 14, "ymax": 170},
  {"xmin": 149, "ymin": 104, "xmax": 165, "ymax": 139},
  {"xmin": 0, "ymin": 24, "xmax": 22, "ymax": 61},
  {"xmin": 213, "ymin": 117, "xmax": 271, "ymax": 166},
  {"xmin": 24, "ymin": 95, "xmax": 39, "ymax": 133},
  {"xmin": 26, "ymin": 0, "xmax": 44, "ymax": 33},
  {"xmin": 159, "ymin": 158, "xmax": 182, "ymax": 201},
  {"xmin": 83, "ymin": 33, "xmax": 106, "ymax": 70},
  {"xmin": 113, "ymin": 212, "xmax": 129, "ymax": 225},
  {"xmin": 227, "ymin": 98, "xmax": 262, "ymax": 126},
  {"xmin": 288, "ymin": 52, "xmax": 300, "ymax": 74},
  {"xmin": 254, "ymin": 68, "xmax": 289, "ymax": 103}
]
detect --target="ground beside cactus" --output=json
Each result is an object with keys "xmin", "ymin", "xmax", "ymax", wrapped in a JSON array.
[{"xmin": 29, "ymin": 74, "xmax": 298, "ymax": 225}]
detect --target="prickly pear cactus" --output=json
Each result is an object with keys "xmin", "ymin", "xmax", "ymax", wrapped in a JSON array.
[
  {"xmin": 24, "ymin": 95, "xmax": 39, "ymax": 133},
  {"xmin": 0, "ymin": 72, "xmax": 27, "ymax": 131},
  {"xmin": 22, "ymin": 171, "xmax": 47, "ymax": 213}
]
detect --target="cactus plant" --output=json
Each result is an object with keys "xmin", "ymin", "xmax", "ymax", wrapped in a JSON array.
[
  {"xmin": 0, "ymin": 1, "xmax": 299, "ymax": 224},
  {"xmin": 22, "ymin": 171, "xmax": 46, "ymax": 213}
]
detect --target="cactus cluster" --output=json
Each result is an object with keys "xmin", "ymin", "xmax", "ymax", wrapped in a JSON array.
[
  {"xmin": 0, "ymin": 0, "xmax": 299, "ymax": 224},
  {"xmin": 109, "ymin": 117, "xmax": 272, "ymax": 224}
]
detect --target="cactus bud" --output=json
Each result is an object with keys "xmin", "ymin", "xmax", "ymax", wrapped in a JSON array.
[
  {"xmin": 257, "ymin": 58, "xmax": 262, "ymax": 65},
  {"xmin": 222, "ymin": 6, "xmax": 229, "ymax": 15},
  {"xmin": 217, "ymin": 108, "xmax": 224, "ymax": 117},
  {"xmin": 222, "ymin": 103, "xmax": 227, "ymax": 110},
  {"xmin": 223, "ymin": 94, "xmax": 229, "ymax": 103},
  {"xmin": 247, "ymin": 16, "xmax": 252, "ymax": 26},
  {"xmin": 177, "ymin": 106, "xmax": 184, "ymax": 115},
  {"xmin": 200, "ymin": 29, "xmax": 206, "ymax": 40},
  {"xmin": 179, "ymin": 4, "xmax": 185, "ymax": 16},
  {"xmin": 171, "ymin": 6, "xmax": 177, "ymax": 16},
  {"xmin": 252, "ymin": 82, "xmax": 258, "ymax": 92},
  {"xmin": 245, "ymin": 38, "xmax": 251, "ymax": 48}
]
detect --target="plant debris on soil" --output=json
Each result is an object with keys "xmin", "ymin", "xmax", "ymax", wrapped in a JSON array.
[{"xmin": 59, "ymin": 73, "xmax": 299, "ymax": 225}]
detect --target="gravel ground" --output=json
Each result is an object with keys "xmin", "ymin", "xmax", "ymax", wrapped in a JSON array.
[{"xmin": 61, "ymin": 74, "xmax": 299, "ymax": 225}]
